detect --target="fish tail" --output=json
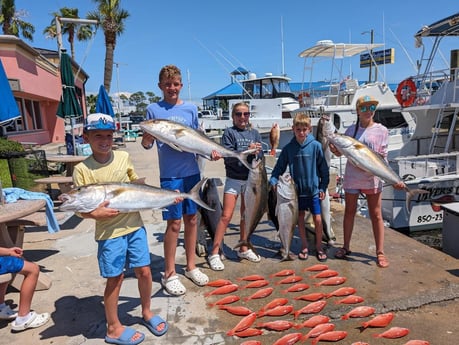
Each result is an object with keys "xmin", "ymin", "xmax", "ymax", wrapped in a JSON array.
[
  {"xmin": 239, "ymin": 149, "xmax": 258, "ymax": 170},
  {"xmin": 233, "ymin": 240, "xmax": 257, "ymax": 254},
  {"xmin": 405, "ymin": 188, "xmax": 429, "ymax": 213},
  {"xmin": 189, "ymin": 178, "xmax": 214, "ymax": 211}
]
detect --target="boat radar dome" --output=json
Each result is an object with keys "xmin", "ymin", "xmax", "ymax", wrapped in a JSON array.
[
  {"xmin": 248, "ymin": 72, "xmax": 257, "ymax": 80},
  {"xmin": 317, "ymin": 40, "xmax": 334, "ymax": 45}
]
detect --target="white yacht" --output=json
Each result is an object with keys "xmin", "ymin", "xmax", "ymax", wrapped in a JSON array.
[
  {"xmin": 381, "ymin": 12, "xmax": 459, "ymax": 231},
  {"xmin": 199, "ymin": 73, "xmax": 299, "ymax": 131}
]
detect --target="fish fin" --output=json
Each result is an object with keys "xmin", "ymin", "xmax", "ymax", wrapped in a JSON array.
[
  {"xmin": 189, "ymin": 178, "xmax": 214, "ymax": 211},
  {"xmin": 167, "ymin": 142, "xmax": 184, "ymax": 152},
  {"xmin": 353, "ymin": 142, "xmax": 367, "ymax": 150}
]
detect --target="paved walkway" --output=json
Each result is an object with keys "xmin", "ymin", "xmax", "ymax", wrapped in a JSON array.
[{"xmin": 1, "ymin": 141, "xmax": 458, "ymax": 344}]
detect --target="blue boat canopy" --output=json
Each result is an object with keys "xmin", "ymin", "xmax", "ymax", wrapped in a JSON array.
[{"xmin": 415, "ymin": 12, "xmax": 459, "ymax": 37}]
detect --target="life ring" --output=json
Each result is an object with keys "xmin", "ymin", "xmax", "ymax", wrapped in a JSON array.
[{"xmin": 396, "ymin": 78, "xmax": 416, "ymax": 107}]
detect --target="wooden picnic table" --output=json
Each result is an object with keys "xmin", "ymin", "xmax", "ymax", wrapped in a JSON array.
[
  {"xmin": 46, "ymin": 154, "xmax": 87, "ymax": 177},
  {"xmin": 0, "ymin": 199, "xmax": 52, "ymax": 290}
]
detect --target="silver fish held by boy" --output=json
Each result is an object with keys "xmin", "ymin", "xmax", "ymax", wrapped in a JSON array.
[
  {"xmin": 234, "ymin": 157, "xmax": 268, "ymax": 254},
  {"xmin": 59, "ymin": 178, "xmax": 214, "ymax": 213},
  {"xmin": 276, "ymin": 173, "xmax": 298, "ymax": 261},
  {"xmin": 313, "ymin": 117, "xmax": 336, "ymax": 244},
  {"xmin": 140, "ymin": 119, "xmax": 256, "ymax": 170},
  {"xmin": 320, "ymin": 116, "xmax": 427, "ymax": 211}
]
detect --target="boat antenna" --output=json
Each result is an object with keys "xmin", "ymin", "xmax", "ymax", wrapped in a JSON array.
[
  {"xmin": 215, "ymin": 51, "xmax": 253, "ymax": 98},
  {"xmin": 389, "ymin": 27, "xmax": 418, "ymax": 73},
  {"xmin": 281, "ymin": 16, "xmax": 285, "ymax": 76},
  {"xmin": 194, "ymin": 37, "xmax": 253, "ymax": 99},
  {"xmin": 217, "ymin": 44, "xmax": 249, "ymax": 72},
  {"xmin": 187, "ymin": 69, "xmax": 192, "ymax": 102}
]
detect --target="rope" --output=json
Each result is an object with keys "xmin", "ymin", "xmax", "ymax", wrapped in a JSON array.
[{"xmin": 74, "ymin": 28, "xmax": 98, "ymax": 83}]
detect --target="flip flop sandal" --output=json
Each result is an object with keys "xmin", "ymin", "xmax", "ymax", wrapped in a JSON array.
[
  {"xmin": 0, "ymin": 305, "xmax": 17, "ymax": 320},
  {"xmin": 237, "ymin": 249, "xmax": 261, "ymax": 262},
  {"xmin": 377, "ymin": 253, "xmax": 389, "ymax": 268},
  {"xmin": 208, "ymin": 254, "xmax": 225, "ymax": 271},
  {"xmin": 184, "ymin": 268, "xmax": 209, "ymax": 286},
  {"xmin": 11, "ymin": 312, "xmax": 50, "ymax": 332},
  {"xmin": 334, "ymin": 247, "xmax": 351, "ymax": 259},
  {"xmin": 298, "ymin": 248, "xmax": 309, "ymax": 260},
  {"xmin": 316, "ymin": 251, "xmax": 328, "ymax": 262},
  {"xmin": 142, "ymin": 315, "xmax": 168, "ymax": 337},
  {"xmin": 105, "ymin": 326, "xmax": 145, "ymax": 345},
  {"xmin": 161, "ymin": 275, "xmax": 186, "ymax": 296}
]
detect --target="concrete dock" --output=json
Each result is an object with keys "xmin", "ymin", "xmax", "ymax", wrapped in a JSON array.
[{"xmin": 1, "ymin": 140, "xmax": 458, "ymax": 344}]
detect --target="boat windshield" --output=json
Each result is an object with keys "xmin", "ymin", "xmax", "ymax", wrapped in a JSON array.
[
  {"xmin": 373, "ymin": 109, "xmax": 409, "ymax": 129},
  {"xmin": 242, "ymin": 77, "xmax": 294, "ymax": 99}
]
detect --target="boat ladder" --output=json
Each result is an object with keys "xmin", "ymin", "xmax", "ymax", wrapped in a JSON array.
[{"xmin": 429, "ymin": 77, "xmax": 459, "ymax": 153}]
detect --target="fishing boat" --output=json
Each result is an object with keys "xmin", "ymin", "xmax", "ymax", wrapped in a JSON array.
[
  {"xmin": 292, "ymin": 40, "xmax": 415, "ymax": 160},
  {"xmin": 381, "ymin": 12, "xmax": 459, "ymax": 232},
  {"xmin": 199, "ymin": 73, "xmax": 299, "ymax": 131},
  {"xmin": 283, "ymin": 39, "xmax": 416, "ymax": 185}
]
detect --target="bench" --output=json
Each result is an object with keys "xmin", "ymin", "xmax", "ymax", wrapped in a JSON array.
[{"xmin": 1, "ymin": 210, "xmax": 74, "ymax": 290}]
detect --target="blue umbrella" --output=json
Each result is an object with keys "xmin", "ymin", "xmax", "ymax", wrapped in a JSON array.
[
  {"xmin": 0, "ymin": 58, "xmax": 20, "ymax": 125},
  {"xmin": 96, "ymin": 84, "xmax": 115, "ymax": 117}
]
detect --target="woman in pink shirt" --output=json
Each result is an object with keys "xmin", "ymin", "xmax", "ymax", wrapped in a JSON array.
[{"xmin": 331, "ymin": 95, "xmax": 404, "ymax": 268}]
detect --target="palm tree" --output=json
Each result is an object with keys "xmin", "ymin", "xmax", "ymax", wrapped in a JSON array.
[
  {"xmin": 0, "ymin": 0, "xmax": 34, "ymax": 41},
  {"xmin": 85, "ymin": 93, "xmax": 98, "ymax": 113},
  {"xmin": 87, "ymin": 0, "xmax": 129, "ymax": 93},
  {"xmin": 43, "ymin": 7, "xmax": 93, "ymax": 60}
]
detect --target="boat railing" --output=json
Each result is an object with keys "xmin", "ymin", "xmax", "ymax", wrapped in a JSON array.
[
  {"xmin": 412, "ymin": 68, "xmax": 450, "ymax": 105},
  {"xmin": 394, "ymin": 151, "xmax": 459, "ymax": 178}
]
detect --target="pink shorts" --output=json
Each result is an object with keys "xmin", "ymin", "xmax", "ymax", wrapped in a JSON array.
[{"xmin": 345, "ymin": 187, "xmax": 381, "ymax": 195}]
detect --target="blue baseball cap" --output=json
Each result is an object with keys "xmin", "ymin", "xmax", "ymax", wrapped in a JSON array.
[{"xmin": 84, "ymin": 113, "xmax": 116, "ymax": 131}]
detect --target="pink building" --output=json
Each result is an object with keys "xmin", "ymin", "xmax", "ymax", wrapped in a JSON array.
[{"xmin": 0, "ymin": 35, "xmax": 88, "ymax": 145}]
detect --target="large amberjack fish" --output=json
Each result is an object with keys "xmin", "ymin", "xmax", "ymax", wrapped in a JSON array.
[
  {"xmin": 311, "ymin": 117, "xmax": 336, "ymax": 243},
  {"xmin": 275, "ymin": 173, "xmax": 298, "ymax": 261},
  {"xmin": 197, "ymin": 177, "xmax": 224, "ymax": 257},
  {"xmin": 234, "ymin": 157, "xmax": 268, "ymax": 253},
  {"xmin": 140, "ymin": 119, "xmax": 256, "ymax": 170},
  {"xmin": 59, "ymin": 179, "xmax": 213, "ymax": 213},
  {"xmin": 199, "ymin": 177, "xmax": 223, "ymax": 241},
  {"xmin": 320, "ymin": 115, "xmax": 427, "ymax": 211}
]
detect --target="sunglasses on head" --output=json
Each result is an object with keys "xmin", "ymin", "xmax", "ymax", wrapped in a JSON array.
[
  {"xmin": 359, "ymin": 104, "xmax": 376, "ymax": 112},
  {"xmin": 235, "ymin": 111, "xmax": 250, "ymax": 117}
]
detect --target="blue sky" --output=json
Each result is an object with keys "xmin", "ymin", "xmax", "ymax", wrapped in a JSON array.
[{"xmin": 14, "ymin": 0, "xmax": 459, "ymax": 104}]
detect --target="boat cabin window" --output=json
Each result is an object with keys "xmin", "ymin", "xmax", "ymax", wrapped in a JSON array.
[
  {"xmin": 241, "ymin": 78, "xmax": 295, "ymax": 99},
  {"xmin": 373, "ymin": 109, "xmax": 408, "ymax": 129}
]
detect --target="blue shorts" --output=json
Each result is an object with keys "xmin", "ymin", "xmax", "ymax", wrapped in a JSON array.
[
  {"xmin": 96, "ymin": 227, "xmax": 150, "ymax": 278},
  {"xmin": 160, "ymin": 174, "xmax": 200, "ymax": 220},
  {"xmin": 0, "ymin": 256, "xmax": 24, "ymax": 275},
  {"xmin": 298, "ymin": 196, "xmax": 321, "ymax": 215},
  {"xmin": 224, "ymin": 177, "xmax": 247, "ymax": 196}
]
